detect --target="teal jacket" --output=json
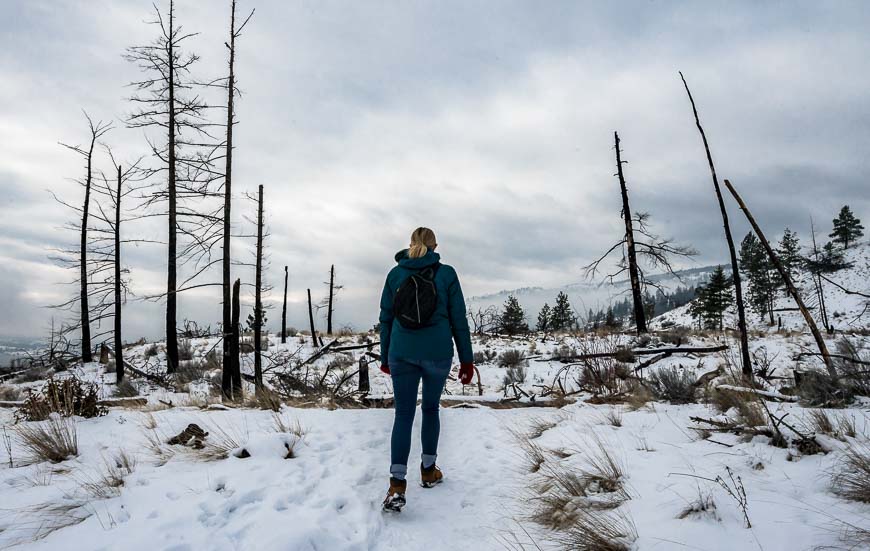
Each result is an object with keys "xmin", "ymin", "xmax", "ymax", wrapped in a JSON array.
[{"xmin": 379, "ymin": 249, "xmax": 473, "ymax": 364}]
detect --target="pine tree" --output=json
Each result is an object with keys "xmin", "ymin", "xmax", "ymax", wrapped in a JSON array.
[
  {"xmin": 777, "ymin": 228, "xmax": 802, "ymax": 280},
  {"xmin": 740, "ymin": 232, "xmax": 777, "ymax": 324},
  {"xmin": 499, "ymin": 295, "xmax": 528, "ymax": 335},
  {"xmin": 698, "ymin": 266, "xmax": 733, "ymax": 330},
  {"xmin": 604, "ymin": 305, "xmax": 619, "ymax": 329},
  {"xmin": 536, "ymin": 303, "xmax": 552, "ymax": 333},
  {"xmin": 549, "ymin": 291, "xmax": 576, "ymax": 331},
  {"xmin": 830, "ymin": 205, "xmax": 864, "ymax": 249}
]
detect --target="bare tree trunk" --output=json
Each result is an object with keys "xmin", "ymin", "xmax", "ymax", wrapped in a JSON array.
[
  {"xmin": 307, "ymin": 288, "xmax": 317, "ymax": 347},
  {"xmin": 614, "ymin": 132, "xmax": 647, "ymax": 334},
  {"xmin": 281, "ymin": 266, "xmax": 288, "ymax": 344},
  {"xmin": 358, "ymin": 354, "xmax": 370, "ymax": 393},
  {"xmin": 165, "ymin": 0, "xmax": 179, "ymax": 374},
  {"xmin": 810, "ymin": 219, "xmax": 831, "ymax": 333},
  {"xmin": 327, "ymin": 264, "xmax": 335, "ymax": 335},
  {"xmin": 79, "ymin": 131, "xmax": 97, "ymax": 363},
  {"xmin": 231, "ymin": 278, "xmax": 242, "ymax": 398},
  {"xmin": 680, "ymin": 72, "xmax": 752, "ymax": 378},
  {"xmin": 254, "ymin": 184, "xmax": 263, "ymax": 390},
  {"xmin": 222, "ymin": 0, "xmax": 237, "ymax": 390},
  {"xmin": 114, "ymin": 164, "xmax": 124, "ymax": 382},
  {"xmin": 723, "ymin": 179, "xmax": 835, "ymax": 377}
]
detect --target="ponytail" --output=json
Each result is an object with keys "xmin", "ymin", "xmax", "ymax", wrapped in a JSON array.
[{"xmin": 408, "ymin": 227, "xmax": 437, "ymax": 259}]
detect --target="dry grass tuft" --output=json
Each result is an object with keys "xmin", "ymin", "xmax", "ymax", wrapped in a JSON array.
[
  {"xmin": 508, "ymin": 426, "xmax": 547, "ymax": 473},
  {"xmin": 831, "ymin": 443, "xmax": 870, "ymax": 503},
  {"xmin": 14, "ymin": 417, "xmax": 78, "ymax": 464},
  {"xmin": 550, "ymin": 509, "xmax": 636, "ymax": 551},
  {"xmin": 78, "ymin": 451, "xmax": 136, "ymax": 499},
  {"xmin": 526, "ymin": 416, "xmax": 558, "ymax": 440},
  {"xmin": 194, "ymin": 421, "xmax": 250, "ymax": 462},
  {"xmin": 599, "ymin": 408, "xmax": 623, "ymax": 428},
  {"xmin": 271, "ymin": 412, "xmax": 307, "ymax": 458},
  {"xmin": 647, "ymin": 366, "xmax": 696, "ymax": 404},
  {"xmin": 677, "ymin": 488, "xmax": 719, "ymax": 521}
]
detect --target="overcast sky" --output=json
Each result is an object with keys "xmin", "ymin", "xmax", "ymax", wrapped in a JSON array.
[{"xmin": 1, "ymin": 0, "xmax": 869, "ymax": 340}]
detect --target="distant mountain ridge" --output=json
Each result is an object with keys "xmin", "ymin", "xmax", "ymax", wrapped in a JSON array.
[{"xmin": 468, "ymin": 264, "xmax": 724, "ymax": 319}]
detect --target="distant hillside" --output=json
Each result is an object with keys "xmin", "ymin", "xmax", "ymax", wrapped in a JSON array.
[
  {"xmin": 467, "ymin": 265, "xmax": 723, "ymax": 321},
  {"xmin": 653, "ymin": 241, "xmax": 870, "ymax": 331}
]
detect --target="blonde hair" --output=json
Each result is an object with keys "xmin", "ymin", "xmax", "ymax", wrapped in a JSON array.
[{"xmin": 408, "ymin": 227, "xmax": 437, "ymax": 259}]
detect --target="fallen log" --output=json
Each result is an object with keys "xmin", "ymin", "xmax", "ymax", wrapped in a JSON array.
[
  {"xmin": 555, "ymin": 345, "xmax": 727, "ymax": 364},
  {"xmin": 298, "ymin": 340, "xmax": 339, "ymax": 368},
  {"xmin": 330, "ymin": 342, "xmax": 380, "ymax": 353},
  {"xmin": 715, "ymin": 384, "xmax": 799, "ymax": 402},
  {"xmin": 1, "ymin": 397, "xmax": 148, "ymax": 409}
]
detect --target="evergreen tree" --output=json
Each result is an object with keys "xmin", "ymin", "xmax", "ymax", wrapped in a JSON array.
[
  {"xmin": 536, "ymin": 303, "xmax": 552, "ymax": 332},
  {"xmin": 739, "ymin": 232, "xmax": 777, "ymax": 324},
  {"xmin": 830, "ymin": 205, "xmax": 864, "ymax": 249},
  {"xmin": 245, "ymin": 307, "xmax": 268, "ymax": 332},
  {"xmin": 549, "ymin": 291, "xmax": 576, "ymax": 331},
  {"xmin": 499, "ymin": 295, "xmax": 528, "ymax": 335},
  {"xmin": 693, "ymin": 266, "xmax": 733, "ymax": 330},
  {"xmin": 777, "ymin": 228, "xmax": 802, "ymax": 280},
  {"xmin": 642, "ymin": 290, "xmax": 656, "ymax": 321},
  {"xmin": 604, "ymin": 305, "xmax": 619, "ymax": 329},
  {"xmin": 806, "ymin": 241, "xmax": 851, "ymax": 275}
]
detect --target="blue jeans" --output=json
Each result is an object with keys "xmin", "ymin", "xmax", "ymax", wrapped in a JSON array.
[{"xmin": 388, "ymin": 356, "xmax": 452, "ymax": 480}]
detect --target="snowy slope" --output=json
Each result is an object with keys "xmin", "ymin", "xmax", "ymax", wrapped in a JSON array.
[
  {"xmin": 653, "ymin": 241, "xmax": 870, "ymax": 332},
  {"xmin": 468, "ymin": 265, "xmax": 721, "ymax": 320}
]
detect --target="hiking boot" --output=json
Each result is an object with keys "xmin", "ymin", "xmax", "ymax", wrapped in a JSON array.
[
  {"xmin": 420, "ymin": 463, "xmax": 444, "ymax": 488},
  {"xmin": 383, "ymin": 477, "xmax": 407, "ymax": 512}
]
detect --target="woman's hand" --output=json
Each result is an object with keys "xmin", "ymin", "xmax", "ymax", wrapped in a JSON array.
[
  {"xmin": 458, "ymin": 362, "xmax": 475, "ymax": 385},
  {"xmin": 380, "ymin": 363, "xmax": 390, "ymax": 375}
]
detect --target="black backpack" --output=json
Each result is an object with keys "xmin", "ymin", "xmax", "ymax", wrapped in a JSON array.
[{"xmin": 393, "ymin": 264, "xmax": 441, "ymax": 329}]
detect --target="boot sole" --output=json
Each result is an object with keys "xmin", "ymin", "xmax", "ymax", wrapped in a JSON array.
[
  {"xmin": 382, "ymin": 496, "xmax": 406, "ymax": 512},
  {"xmin": 420, "ymin": 479, "xmax": 443, "ymax": 488}
]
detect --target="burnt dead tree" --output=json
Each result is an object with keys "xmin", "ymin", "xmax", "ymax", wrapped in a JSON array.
[
  {"xmin": 585, "ymin": 133, "xmax": 696, "ymax": 331},
  {"xmin": 218, "ymin": 0, "xmax": 255, "ymax": 383},
  {"xmin": 253, "ymin": 184, "xmax": 264, "ymax": 389},
  {"xmin": 126, "ymin": 0, "xmax": 218, "ymax": 374},
  {"xmin": 680, "ymin": 72, "xmax": 752, "ymax": 378},
  {"xmin": 724, "ymin": 179, "xmax": 835, "ymax": 377},
  {"xmin": 307, "ymin": 288, "xmax": 317, "ymax": 347},
  {"xmin": 281, "ymin": 266, "xmax": 288, "ymax": 343},
  {"xmin": 327, "ymin": 264, "xmax": 335, "ymax": 335},
  {"xmin": 113, "ymin": 164, "xmax": 124, "ymax": 381},
  {"xmin": 222, "ymin": 277, "xmax": 242, "ymax": 400},
  {"xmin": 615, "ymin": 131, "xmax": 647, "ymax": 333},
  {"xmin": 56, "ymin": 113, "xmax": 112, "ymax": 362}
]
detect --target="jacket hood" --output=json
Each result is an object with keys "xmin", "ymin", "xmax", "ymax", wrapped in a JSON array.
[{"xmin": 394, "ymin": 248, "xmax": 441, "ymax": 269}]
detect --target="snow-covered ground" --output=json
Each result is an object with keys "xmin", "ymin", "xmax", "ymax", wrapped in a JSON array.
[
  {"xmin": 1, "ymin": 243, "xmax": 869, "ymax": 550},
  {"xmin": 1, "ymin": 396, "xmax": 868, "ymax": 550}
]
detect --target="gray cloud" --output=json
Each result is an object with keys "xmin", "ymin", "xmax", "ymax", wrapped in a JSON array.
[{"xmin": 1, "ymin": 0, "xmax": 869, "ymax": 339}]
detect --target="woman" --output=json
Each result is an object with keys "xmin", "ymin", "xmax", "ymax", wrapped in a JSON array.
[{"xmin": 379, "ymin": 227, "xmax": 475, "ymax": 512}]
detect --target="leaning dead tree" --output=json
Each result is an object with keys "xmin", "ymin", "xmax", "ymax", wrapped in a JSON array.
[
  {"xmin": 584, "ymin": 132, "xmax": 696, "ymax": 333},
  {"xmin": 724, "ymin": 179, "xmax": 835, "ymax": 377},
  {"xmin": 53, "ymin": 113, "xmax": 113, "ymax": 362},
  {"xmin": 680, "ymin": 72, "xmax": 752, "ymax": 378},
  {"xmin": 125, "ymin": 0, "xmax": 221, "ymax": 374},
  {"xmin": 616, "ymin": 131, "xmax": 647, "ymax": 333},
  {"xmin": 307, "ymin": 289, "xmax": 317, "ymax": 346}
]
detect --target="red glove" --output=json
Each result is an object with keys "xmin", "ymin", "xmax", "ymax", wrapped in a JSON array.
[
  {"xmin": 458, "ymin": 363, "xmax": 475, "ymax": 385},
  {"xmin": 380, "ymin": 364, "xmax": 390, "ymax": 375}
]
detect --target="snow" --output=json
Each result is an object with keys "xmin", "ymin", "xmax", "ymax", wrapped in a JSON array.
[
  {"xmin": 2, "ymin": 388, "xmax": 869, "ymax": 549},
  {"xmin": 2, "ymin": 260, "xmax": 870, "ymax": 550}
]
